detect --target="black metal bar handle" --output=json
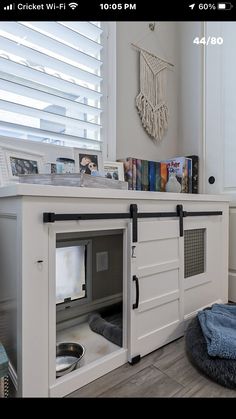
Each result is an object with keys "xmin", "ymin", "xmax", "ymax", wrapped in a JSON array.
[
  {"xmin": 176, "ymin": 204, "xmax": 186, "ymax": 237},
  {"xmin": 130, "ymin": 204, "xmax": 138, "ymax": 243},
  {"xmin": 133, "ymin": 275, "xmax": 139, "ymax": 310},
  {"xmin": 43, "ymin": 209, "xmax": 223, "ymax": 224}
]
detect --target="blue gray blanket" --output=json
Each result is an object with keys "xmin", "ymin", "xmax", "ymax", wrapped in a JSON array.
[{"xmin": 198, "ymin": 304, "xmax": 236, "ymax": 359}]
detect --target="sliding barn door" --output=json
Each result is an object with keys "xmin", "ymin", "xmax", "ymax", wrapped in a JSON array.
[{"xmin": 128, "ymin": 219, "xmax": 184, "ymax": 362}]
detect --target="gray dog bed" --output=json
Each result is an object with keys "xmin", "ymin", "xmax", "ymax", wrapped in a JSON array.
[
  {"xmin": 185, "ymin": 316, "xmax": 236, "ymax": 389},
  {"xmin": 88, "ymin": 311, "xmax": 122, "ymax": 347}
]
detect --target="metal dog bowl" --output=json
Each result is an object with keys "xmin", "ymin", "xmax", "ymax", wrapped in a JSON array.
[{"xmin": 56, "ymin": 342, "xmax": 85, "ymax": 377}]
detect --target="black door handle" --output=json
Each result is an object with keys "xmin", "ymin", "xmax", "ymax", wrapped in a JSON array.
[
  {"xmin": 133, "ymin": 275, "xmax": 139, "ymax": 309},
  {"xmin": 208, "ymin": 176, "xmax": 215, "ymax": 184}
]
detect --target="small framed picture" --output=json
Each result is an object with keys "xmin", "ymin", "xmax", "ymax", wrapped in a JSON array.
[
  {"xmin": 0, "ymin": 146, "xmax": 45, "ymax": 185},
  {"xmin": 103, "ymin": 161, "xmax": 124, "ymax": 181},
  {"xmin": 74, "ymin": 148, "xmax": 103, "ymax": 175}
]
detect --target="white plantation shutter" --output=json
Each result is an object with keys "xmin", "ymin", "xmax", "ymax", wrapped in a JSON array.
[{"xmin": 0, "ymin": 21, "xmax": 105, "ymax": 150}]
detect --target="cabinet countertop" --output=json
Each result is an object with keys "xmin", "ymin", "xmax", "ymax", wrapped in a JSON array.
[{"xmin": 0, "ymin": 183, "xmax": 229, "ymax": 202}]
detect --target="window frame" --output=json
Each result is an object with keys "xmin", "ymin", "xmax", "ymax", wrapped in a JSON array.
[
  {"xmin": 0, "ymin": 21, "xmax": 117, "ymax": 161},
  {"xmin": 101, "ymin": 22, "xmax": 117, "ymax": 161}
]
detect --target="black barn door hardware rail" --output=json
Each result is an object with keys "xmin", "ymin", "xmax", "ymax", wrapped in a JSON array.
[
  {"xmin": 43, "ymin": 204, "xmax": 223, "ymax": 241},
  {"xmin": 175, "ymin": 205, "xmax": 223, "ymax": 238},
  {"xmin": 43, "ymin": 212, "xmax": 130, "ymax": 223}
]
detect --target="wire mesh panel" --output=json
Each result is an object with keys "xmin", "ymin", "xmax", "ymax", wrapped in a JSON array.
[
  {"xmin": 0, "ymin": 342, "xmax": 9, "ymax": 398},
  {"xmin": 0, "ymin": 376, "xmax": 9, "ymax": 398},
  {"xmin": 184, "ymin": 229, "xmax": 205, "ymax": 278}
]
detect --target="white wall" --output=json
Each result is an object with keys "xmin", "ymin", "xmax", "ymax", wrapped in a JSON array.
[
  {"xmin": 116, "ymin": 22, "xmax": 204, "ymax": 167},
  {"xmin": 177, "ymin": 22, "xmax": 204, "ymax": 191},
  {"xmin": 177, "ymin": 22, "xmax": 203, "ymax": 156},
  {"xmin": 205, "ymin": 22, "xmax": 236, "ymax": 197},
  {"xmin": 116, "ymin": 22, "xmax": 180, "ymax": 161},
  {"xmin": 203, "ymin": 22, "xmax": 236, "ymax": 302}
]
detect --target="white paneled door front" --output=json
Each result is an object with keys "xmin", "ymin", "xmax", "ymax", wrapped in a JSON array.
[{"xmin": 128, "ymin": 219, "xmax": 185, "ymax": 362}]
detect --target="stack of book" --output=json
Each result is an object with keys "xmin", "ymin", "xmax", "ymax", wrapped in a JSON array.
[{"xmin": 118, "ymin": 155, "xmax": 198, "ymax": 193}]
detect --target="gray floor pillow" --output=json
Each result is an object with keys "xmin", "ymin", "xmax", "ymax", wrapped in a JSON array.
[
  {"xmin": 88, "ymin": 312, "xmax": 122, "ymax": 347},
  {"xmin": 185, "ymin": 316, "xmax": 236, "ymax": 389}
]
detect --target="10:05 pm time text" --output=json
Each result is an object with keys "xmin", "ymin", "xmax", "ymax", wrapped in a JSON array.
[{"xmin": 100, "ymin": 3, "xmax": 136, "ymax": 10}]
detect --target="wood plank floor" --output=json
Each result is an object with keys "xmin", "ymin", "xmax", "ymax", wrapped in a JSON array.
[{"xmin": 68, "ymin": 337, "xmax": 236, "ymax": 398}]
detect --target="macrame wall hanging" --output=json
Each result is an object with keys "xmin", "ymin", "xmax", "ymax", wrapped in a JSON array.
[{"xmin": 132, "ymin": 41, "xmax": 174, "ymax": 143}]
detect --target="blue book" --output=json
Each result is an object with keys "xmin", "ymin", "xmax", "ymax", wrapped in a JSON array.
[
  {"xmin": 155, "ymin": 162, "xmax": 161, "ymax": 191},
  {"xmin": 141, "ymin": 160, "xmax": 149, "ymax": 191},
  {"xmin": 148, "ymin": 161, "xmax": 156, "ymax": 191}
]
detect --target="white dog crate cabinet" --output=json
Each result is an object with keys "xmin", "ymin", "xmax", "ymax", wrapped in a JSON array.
[{"xmin": 0, "ymin": 185, "xmax": 229, "ymax": 397}]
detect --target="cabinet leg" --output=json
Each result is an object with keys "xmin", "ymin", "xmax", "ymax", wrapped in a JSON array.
[{"xmin": 129, "ymin": 355, "xmax": 141, "ymax": 365}]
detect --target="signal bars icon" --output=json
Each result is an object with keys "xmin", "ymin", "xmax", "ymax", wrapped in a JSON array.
[
  {"xmin": 4, "ymin": 3, "xmax": 15, "ymax": 10},
  {"xmin": 68, "ymin": 2, "xmax": 78, "ymax": 9}
]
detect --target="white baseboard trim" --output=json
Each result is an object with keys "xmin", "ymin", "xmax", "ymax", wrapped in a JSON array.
[
  {"xmin": 229, "ymin": 271, "xmax": 236, "ymax": 302},
  {"xmin": 183, "ymin": 299, "xmax": 223, "ymax": 330}
]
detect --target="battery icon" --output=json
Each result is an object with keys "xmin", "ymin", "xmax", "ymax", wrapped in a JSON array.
[{"xmin": 217, "ymin": 2, "xmax": 233, "ymax": 9}]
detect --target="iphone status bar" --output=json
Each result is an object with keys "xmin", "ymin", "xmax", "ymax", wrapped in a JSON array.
[{"xmin": 1, "ymin": 1, "xmax": 236, "ymax": 20}]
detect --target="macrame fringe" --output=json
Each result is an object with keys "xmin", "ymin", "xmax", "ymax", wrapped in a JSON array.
[{"xmin": 136, "ymin": 92, "xmax": 168, "ymax": 142}]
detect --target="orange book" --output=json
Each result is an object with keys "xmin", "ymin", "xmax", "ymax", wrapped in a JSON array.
[{"xmin": 160, "ymin": 162, "xmax": 168, "ymax": 192}]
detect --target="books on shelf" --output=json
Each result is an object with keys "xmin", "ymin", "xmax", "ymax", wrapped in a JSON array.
[
  {"xmin": 148, "ymin": 161, "xmax": 165, "ymax": 192},
  {"xmin": 160, "ymin": 162, "xmax": 168, "ymax": 192},
  {"xmin": 117, "ymin": 155, "xmax": 198, "ymax": 193},
  {"xmin": 162, "ymin": 157, "xmax": 192, "ymax": 193},
  {"xmin": 148, "ymin": 161, "xmax": 155, "ymax": 192},
  {"xmin": 132, "ymin": 158, "xmax": 137, "ymax": 191},
  {"xmin": 141, "ymin": 160, "xmax": 149, "ymax": 191},
  {"xmin": 136, "ymin": 159, "xmax": 142, "ymax": 191},
  {"xmin": 187, "ymin": 155, "xmax": 199, "ymax": 194}
]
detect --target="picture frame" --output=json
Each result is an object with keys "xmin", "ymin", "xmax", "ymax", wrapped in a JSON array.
[
  {"xmin": 74, "ymin": 148, "xmax": 103, "ymax": 176},
  {"xmin": 0, "ymin": 146, "xmax": 45, "ymax": 185},
  {"xmin": 103, "ymin": 161, "xmax": 124, "ymax": 182}
]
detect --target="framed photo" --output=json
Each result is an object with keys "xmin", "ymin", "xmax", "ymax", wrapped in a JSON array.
[
  {"xmin": 103, "ymin": 161, "xmax": 124, "ymax": 181},
  {"xmin": 74, "ymin": 148, "xmax": 103, "ymax": 175},
  {"xmin": 0, "ymin": 146, "xmax": 45, "ymax": 185}
]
